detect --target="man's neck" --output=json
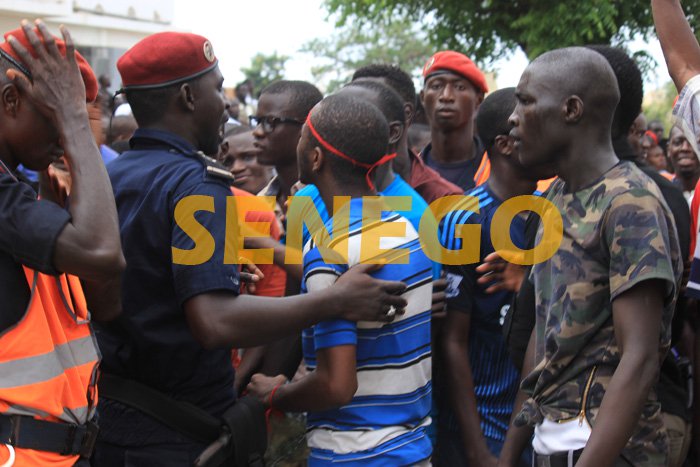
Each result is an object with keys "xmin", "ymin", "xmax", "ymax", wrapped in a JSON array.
[
  {"xmin": 374, "ymin": 163, "xmax": 396, "ymax": 192},
  {"xmin": 275, "ymin": 163, "xmax": 298, "ymax": 196},
  {"xmin": 393, "ymin": 136, "xmax": 412, "ymax": 180},
  {"xmin": 557, "ymin": 137, "xmax": 619, "ymax": 192},
  {"xmin": 317, "ymin": 179, "xmax": 374, "ymax": 217},
  {"xmin": 430, "ymin": 125, "xmax": 475, "ymax": 164},
  {"xmin": 487, "ymin": 160, "xmax": 537, "ymax": 201},
  {"xmin": 679, "ymin": 172, "xmax": 700, "ymax": 192}
]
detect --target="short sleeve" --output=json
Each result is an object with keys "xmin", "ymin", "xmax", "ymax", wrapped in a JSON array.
[
  {"xmin": 171, "ymin": 181, "xmax": 240, "ymax": 305},
  {"xmin": 673, "ymin": 74, "xmax": 700, "ymax": 156},
  {"xmin": 605, "ymin": 190, "xmax": 679, "ymax": 304},
  {"xmin": 303, "ymin": 236, "xmax": 355, "ymax": 350},
  {"xmin": 0, "ymin": 173, "xmax": 71, "ymax": 274},
  {"xmin": 444, "ymin": 264, "xmax": 476, "ymax": 314}
]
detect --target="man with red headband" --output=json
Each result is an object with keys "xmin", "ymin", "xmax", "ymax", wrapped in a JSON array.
[
  {"xmin": 248, "ymin": 93, "xmax": 434, "ymax": 466},
  {"xmin": 419, "ymin": 50, "xmax": 489, "ymax": 191},
  {"xmin": 0, "ymin": 20, "xmax": 124, "ymax": 466}
]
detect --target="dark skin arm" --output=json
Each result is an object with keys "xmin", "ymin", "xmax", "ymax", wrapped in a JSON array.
[
  {"xmin": 576, "ymin": 280, "xmax": 665, "ymax": 467},
  {"xmin": 498, "ymin": 328, "xmax": 536, "ymax": 467},
  {"xmin": 248, "ymin": 344, "xmax": 358, "ymax": 412},
  {"xmin": 184, "ymin": 262, "xmax": 407, "ymax": 349},
  {"xmin": 652, "ymin": 0, "xmax": 700, "ymax": 91},
  {"xmin": 443, "ymin": 310, "xmax": 497, "ymax": 466},
  {"xmin": 9, "ymin": 21, "xmax": 124, "ymax": 321}
]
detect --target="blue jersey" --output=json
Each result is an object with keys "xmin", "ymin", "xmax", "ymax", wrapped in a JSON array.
[
  {"xmin": 295, "ymin": 174, "xmax": 441, "ymax": 278},
  {"xmin": 301, "ymin": 197, "xmax": 433, "ymax": 466},
  {"xmin": 439, "ymin": 184, "xmax": 528, "ymax": 443}
]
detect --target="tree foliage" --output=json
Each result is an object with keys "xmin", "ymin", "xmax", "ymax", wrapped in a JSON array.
[
  {"xmin": 325, "ymin": 0, "xmax": 700, "ymax": 65},
  {"xmin": 240, "ymin": 52, "xmax": 289, "ymax": 96},
  {"xmin": 302, "ymin": 16, "xmax": 432, "ymax": 92},
  {"xmin": 643, "ymin": 80, "xmax": 677, "ymax": 132}
]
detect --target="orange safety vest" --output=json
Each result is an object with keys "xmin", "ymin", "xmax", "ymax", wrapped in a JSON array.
[
  {"xmin": 0, "ymin": 267, "xmax": 100, "ymax": 466},
  {"xmin": 474, "ymin": 151, "xmax": 491, "ymax": 187},
  {"xmin": 474, "ymin": 153, "xmax": 556, "ymax": 193}
]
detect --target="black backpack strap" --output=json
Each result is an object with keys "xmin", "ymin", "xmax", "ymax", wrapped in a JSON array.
[{"xmin": 98, "ymin": 373, "xmax": 221, "ymax": 445}]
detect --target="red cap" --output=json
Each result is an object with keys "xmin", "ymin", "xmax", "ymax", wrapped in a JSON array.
[
  {"xmin": 117, "ymin": 32, "xmax": 218, "ymax": 91},
  {"xmin": 0, "ymin": 26, "xmax": 98, "ymax": 102},
  {"xmin": 422, "ymin": 50, "xmax": 488, "ymax": 94}
]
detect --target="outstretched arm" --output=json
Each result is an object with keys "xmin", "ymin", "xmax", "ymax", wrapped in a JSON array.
[
  {"xmin": 185, "ymin": 263, "xmax": 407, "ymax": 349},
  {"xmin": 652, "ymin": 0, "xmax": 700, "ymax": 91},
  {"xmin": 248, "ymin": 344, "xmax": 357, "ymax": 412}
]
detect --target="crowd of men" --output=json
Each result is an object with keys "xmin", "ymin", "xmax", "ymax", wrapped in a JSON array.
[{"xmin": 4, "ymin": 0, "xmax": 700, "ymax": 465}]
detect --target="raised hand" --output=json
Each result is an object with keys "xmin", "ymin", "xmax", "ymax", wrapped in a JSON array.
[{"xmin": 6, "ymin": 20, "xmax": 87, "ymax": 129}]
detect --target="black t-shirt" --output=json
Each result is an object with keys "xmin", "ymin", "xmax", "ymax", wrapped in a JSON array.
[
  {"xmin": 0, "ymin": 170, "xmax": 71, "ymax": 331},
  {"xmin": 421, "ymin": 137, "xmax": 486, "ymax": 191}
]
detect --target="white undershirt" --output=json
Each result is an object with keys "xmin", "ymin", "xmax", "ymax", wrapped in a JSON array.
[{"xmin": 533, "ymin": 418, "xmax": 592, "ymax": 455}]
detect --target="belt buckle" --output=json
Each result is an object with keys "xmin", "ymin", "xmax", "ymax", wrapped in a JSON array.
[{"xmin": 79, "ymin": 421, "xmax": 99, "ymax": 458}]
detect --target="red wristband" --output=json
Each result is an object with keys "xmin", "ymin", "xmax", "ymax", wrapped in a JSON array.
[{"xmin": 268, "ymin": 382, "xmax": 284, "ymax": 410}]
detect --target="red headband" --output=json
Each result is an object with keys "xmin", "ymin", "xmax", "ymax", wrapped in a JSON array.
[
  {"xmin": 305, "ymin": 114, "xmax": 396, "ymax": 190},
  {"xmin": 644, "ymin": 130, "xmax": 659, "ymax": 146}
]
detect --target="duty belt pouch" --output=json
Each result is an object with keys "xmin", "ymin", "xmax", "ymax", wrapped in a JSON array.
[
  {"xmin": 195, "ymin": 395, "xmax": 267, "ymax": 467},
  {"xmin": 224, "ymin": 396, "xmax": 267, "ymax": 467}
]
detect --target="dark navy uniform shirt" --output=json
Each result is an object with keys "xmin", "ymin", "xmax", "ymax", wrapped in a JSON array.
[
  {"xmin": 97, "ymin": 129, "xmax": 240, "ymax": 438},
  {"xmin": 0, "ymin": 168, "xmax": 70, "ymax": 332}
]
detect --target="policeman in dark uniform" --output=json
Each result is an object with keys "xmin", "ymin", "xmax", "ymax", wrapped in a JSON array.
[{"xmin": 93, "ymin": 32, "xmax": 410, "ymax": 466}]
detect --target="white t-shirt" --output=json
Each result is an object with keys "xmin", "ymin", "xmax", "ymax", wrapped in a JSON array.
[{"xmin": 533, "ymin": 418, "xmax": 592, "ymax": 455}]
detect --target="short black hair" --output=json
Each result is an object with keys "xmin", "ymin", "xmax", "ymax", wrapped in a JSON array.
[
  {"xmin": 307, "ymin": 94, "xmax": 388, "ymax": 185},
  {"xmin": 586, "ymin": 45, "xmax": 643, "ymax": 139},
  {"xmin": 343, "ymin": 80, "xmax": 405, "ymax": 124},
  {"xmin": 223, "ymin": 124, "xmax": 252, "ymax": 138},
  {"xmin": 476, "ymin": 87, "xmax": 516, "ymax": 154},
  {"xmin": 352, "ymin": 64, "xmax": 416, "ymax": 108},
  {"xmin": 126, "ymin": 83, "xmax": 182, "ymax": 127},
  {"xmin": 259, "ymin": 80, "xmax": 323, "ymax": 120}
]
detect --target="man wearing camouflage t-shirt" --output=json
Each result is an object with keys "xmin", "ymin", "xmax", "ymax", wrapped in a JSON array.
[{"xmin": 506, "ymin": 48, "xmax": 682, "ymax": 467}]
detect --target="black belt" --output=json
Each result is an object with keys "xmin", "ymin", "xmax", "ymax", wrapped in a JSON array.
[
  {"xmin": 534, "ymin": 449, "xmax": 583, "ymax": 467},
  {"xmin": 98, "ymin": 373, "xmax": 221, "ymax": 445},
  {"xmin": 0, "ymin": 414, "xmax": 98, "ymax": 457}
]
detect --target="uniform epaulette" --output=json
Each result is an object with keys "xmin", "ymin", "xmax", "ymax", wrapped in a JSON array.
[{"xmin": 196, "ymin": 151, "xmax": 235, "ymax": 184}]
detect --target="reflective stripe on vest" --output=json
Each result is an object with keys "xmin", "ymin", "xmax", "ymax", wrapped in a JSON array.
[
  {"xmin": 0, "ymin": 267, "xmax": 100, "ymax": 427},
  {"xmin": 474, "ymin": 151, "xmax": 490, "ymax": 187}
]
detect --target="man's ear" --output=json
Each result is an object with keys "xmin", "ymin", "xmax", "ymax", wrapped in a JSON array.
[
  {"xmin": 494, "ymin": 134, "xmax": 514, "ymax": 156},
  {"xmin": 404, "ymin": 102, "xmax": 415, "ymax": 126},
  {"xmin": 388, "ymin": 121, "xmax": 404, "ymax": 146},
  {"xmin": 563, "ymin": 95, "xmax": 584, "ymax": 123},
  {"xmin": 311, "ymin": 146, "xmax": 324, "ymax": 172},
  {"xmin": 476, "ymin": 91, "xmax": 485, "ymax": 107},
  {"xmin": 1, "ymin": 83, "xmax": 21, "ymax": 117},
  {"xmin": 418, "ymin": 89, "xmax": 425, "ymax": 107},
  {"xmin": 179, "ymin": 82, "xmax": 196, "ymax": 111}
]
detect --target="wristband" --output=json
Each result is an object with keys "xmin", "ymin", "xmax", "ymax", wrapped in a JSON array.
[{"xmin": 268, "ymin": 380, "xmax": 286, "ymax": 410}]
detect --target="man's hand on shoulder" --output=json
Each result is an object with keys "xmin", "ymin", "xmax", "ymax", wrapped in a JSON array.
[{"xmin": 331, "ymin": 263, "xmax": 407, "ymax": 323}]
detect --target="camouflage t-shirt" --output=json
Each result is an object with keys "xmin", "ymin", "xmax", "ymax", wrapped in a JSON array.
[{"xmin": 517, "ymin": 161, "xmax": 681, "ymax": 465}]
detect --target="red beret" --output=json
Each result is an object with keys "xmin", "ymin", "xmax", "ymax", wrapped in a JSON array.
[
  {"xmin": 0, "ymin": 26, "xmax": 98, "ymax": 102},
  {"xmin": 422, "ymin": 50, "xmax": 488, "ymax": 94},
  {"xmin": 117, "ymin": 32, "xmax": 218, "ymax": 91}
]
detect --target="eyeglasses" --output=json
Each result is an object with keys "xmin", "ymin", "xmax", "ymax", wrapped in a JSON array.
[{"xmin": 249, "ymin": 115, "xmax": 303, "ymax": 133}]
